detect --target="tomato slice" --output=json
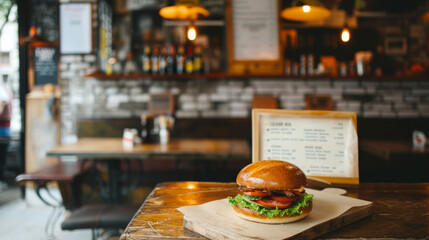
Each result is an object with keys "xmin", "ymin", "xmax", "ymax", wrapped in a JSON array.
[
  {"xmin": 255, "ymin": 199, "xmax": 292, "ymax": 209},
  {"xmin": 269, "ymin": 195, "xmax": 300, "ymax": 202},
  {"xmin": 243, "ymin": 190, "xmax": 269, "ymax": 196}
]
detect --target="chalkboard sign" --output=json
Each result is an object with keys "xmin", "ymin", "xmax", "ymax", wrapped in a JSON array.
[
  {"xmin": 34, "ymin": 47, "xmax": 59, "ymax": 86},
  {"xmin": 28, "ymin": 42, "xmax": 59, "ymax": 90},
  {"xmin": 31, "ymin": 0, "xmax": 59, "ymax": 42},
  {"xmin": 200, "ymin": 0, "xmax": 225, "ymax": 19}
]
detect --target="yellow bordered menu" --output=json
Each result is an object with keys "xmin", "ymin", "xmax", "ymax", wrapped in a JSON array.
[{"xmin": 252, "ymin": 109, "xmax": 359, "ymax": 185}]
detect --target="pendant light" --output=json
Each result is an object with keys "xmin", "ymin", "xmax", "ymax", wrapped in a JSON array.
[
  {"xmin": 341, "ymin": 28, "xmax": 350, "ymax": 42},
  {"xmin": 159, "ymin": 0, "xmax": 210, "ymax": 20},
  {"xmin": 341, "ymin": 14, "xmax": 354, "ymax": 43},
  {"xmin": 281, "ymin": 0, "xmax": 331, "ymax": 22},
  {"xmin": 187, "ymin": 26, "xmax": 197, "ymax": 41}
]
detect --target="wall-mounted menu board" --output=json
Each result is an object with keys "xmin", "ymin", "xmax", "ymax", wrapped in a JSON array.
[
  {"xmin": 28, "ymin": 42, "xmax": 59, "ymax": 90},
  {"xmin": 252, "ymin": 109, "xmax": 359, "ymax": 185},
  {"xmin": 60, "ymin": 3, "xmax": 93, "ymax": 54},
  {"xmin": 227, "ymin": 0, "xmax": 283, "ymax": 75},
  {"xmin": 200, "ymin": 0, "xmax": 225, "ymax": 19},
  {"xmin": 31, "ymin": 0, "xmax": 59, "ymax": 42}
]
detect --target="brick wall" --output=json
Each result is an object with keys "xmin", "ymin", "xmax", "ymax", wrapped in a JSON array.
[{"xmin": 60, "ymin": 53, "xmax": 429, "ymax": 143}]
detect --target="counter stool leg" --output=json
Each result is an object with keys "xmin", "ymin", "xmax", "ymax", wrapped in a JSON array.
[
  {"xmin": 92, "ymin": 229, "xmax": 97, "ymax": 240},
  {"xmin": 45, "ymin": 206, "xmax": 64, "ymax": 239},
  {"xmin": 34, "ymin": 183, "xmax": 64, "ymax": 240}
]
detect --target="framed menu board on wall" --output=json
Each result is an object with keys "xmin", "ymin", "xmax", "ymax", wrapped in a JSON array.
[
  {"xmin": 252, "ymin": 109, "xmax": 359, "ymax": 185},
  {"xmin": 28, "ymin": 41, "xmax": 59, "ymax": 91},
  {"xmin": 31, "ymin": 0, "xmax": 59, "ymax": 42},
  {"xmin": 60, "ymin": 3, "xmax": 93, "ymax": 54},
  {"xmin": 226, "ymin": 0, "xmax": 283, "ymax": 75}
]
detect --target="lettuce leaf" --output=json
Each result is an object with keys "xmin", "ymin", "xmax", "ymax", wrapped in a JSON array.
[{"xmin": 227, "ymin": 192, "xmax": 313, "ymax": 218}]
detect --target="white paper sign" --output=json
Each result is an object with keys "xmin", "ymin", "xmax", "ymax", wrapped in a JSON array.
[
  {"xmin": 258, "ymin": 114, "xmax": 358, "ymax": 178},
  {"xmin": 232, "ymin": 0, "xmax": 279, "ymax": 60},
  {"xmin": 60, "ymin": 3, "xmax": 92, "ymax": 54},
  {"xmin": 253, "ymin": 110, "xmax": 359, "ymax": 184}
]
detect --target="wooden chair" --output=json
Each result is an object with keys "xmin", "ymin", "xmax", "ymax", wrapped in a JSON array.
[
  {"xmin": 16, "ymin": 160, "xmax": 140, "ymax": 240},
  {"xmin": 15, "ymin": 160, "xmax": 83, "ymax": 209},
  {"xmin": 59, "ymin": 159, "xmax": 142, "ymax": 240},
  {"xmin": 15, "ymin": 160, "xmax": 83, "ymax": 238}
]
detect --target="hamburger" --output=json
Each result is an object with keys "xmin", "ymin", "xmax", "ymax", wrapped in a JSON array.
[{"xmin": 228, "ymin": 160, "xmax": 313, "ymax": 224}]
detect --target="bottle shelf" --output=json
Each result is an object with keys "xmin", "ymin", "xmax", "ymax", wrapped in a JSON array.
[
  {"xmin": 84, "ymin": 72, "xmax": 428, "ymax": 81},
  {"xmin": 84, "ymin": 72, "xmax": 232, "ymax": 79}
]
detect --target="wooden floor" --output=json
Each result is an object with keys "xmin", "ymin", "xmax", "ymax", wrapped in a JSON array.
[{"xmin": 0, "ymin": 186, "xmax": 93, "ymax": 240}]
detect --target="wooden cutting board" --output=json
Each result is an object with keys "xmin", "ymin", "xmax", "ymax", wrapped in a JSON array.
[{"xmin": 180, "ymin": 189, "xmax": 373, "ymax": 240}]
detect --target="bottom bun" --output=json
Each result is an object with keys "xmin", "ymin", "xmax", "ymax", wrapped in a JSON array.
[{"xmin": 231, "ymin": 201, "xmax": 312, "ymax": 224}]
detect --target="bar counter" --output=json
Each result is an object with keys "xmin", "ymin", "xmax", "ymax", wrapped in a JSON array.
[{"xmin": 120, "ymin": 181, "xmax": 429, "ymax": 239}]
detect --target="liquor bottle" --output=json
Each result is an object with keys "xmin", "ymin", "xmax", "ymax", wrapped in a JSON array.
[
  {"xmin": 193, "ymin": 45, "xmax": 202, "ymax": 74},
  {"xmin": 107, "ymin": 50, "xmax": 122, "ymax": 75},
  {"xmin": 185, "ymin": 45, "xmax": 194, "ymax": 74},
  {"xmin": 159, "ymin": 45, "xmax": 167, "ymax": 74},
  {"xmin": 141, "ymin": 44, "xmax": 151, "ymax": 74},
  {"xmin": 151, "ymin": 44, "xmax": 160, "ymax": 74},
  {"xmin": 300, "ymin": 54, "xmax": 307, "ymax": 76},
  {"xmin": 167, "ymin": 44, "xmax": 176, "ymax": 74},
  {"xmin": 123, "ymin": 52, "xmax": 137, "ymax": 75},
  {"xmin": 106, "ymin": 58, "xmax": 113, "ymax": 75},
  {"xmin": 176, "ymin": 44, "xmax": 185, "ymax": 74},
  {"xmin": 306, "ymin": 36, "xmax": 315, "ymax": 76}
]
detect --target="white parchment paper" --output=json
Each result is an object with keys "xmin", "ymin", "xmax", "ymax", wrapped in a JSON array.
[{"xmin": 178, "ymin": 189, "xmax": 372, "ymax": 240}]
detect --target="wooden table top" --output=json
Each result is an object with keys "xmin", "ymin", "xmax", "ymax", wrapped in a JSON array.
[
  {"xmin": 120, "ymin": 181, "xmax": 429, "ymax": 240},
  {"xmin": 360, "ymin": 139, "xmax": 429, "ymax": 160},
  {"xmin": 47, "ymin": 138, "xmax": 250, "ymax": 160}
]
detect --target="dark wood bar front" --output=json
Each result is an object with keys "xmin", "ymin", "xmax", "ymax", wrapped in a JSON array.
[
  {"xmin": 120, "ymin": 181, "xmax": 429, "ymax": 240},
  {"xmin": 360, "ymin": 140, "xmax": 429, "ymax": 160},
  {"xmin": 360, "ymin": 140, "xmax": 429, "ymax": 182}
]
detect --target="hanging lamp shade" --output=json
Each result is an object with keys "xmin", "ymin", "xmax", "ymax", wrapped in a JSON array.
[
  {"xmin": 281, "ymin": 0, "xmax": 331, "ymax": 22},
  {"xmin": 159, "ymin": 0, "xmax": 210, "ymax": 20}
]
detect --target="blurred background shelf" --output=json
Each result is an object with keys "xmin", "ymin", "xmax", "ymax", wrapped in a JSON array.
[{"xmin": 84, "ymin": 72, "xmax": 429, "ymax": 81}]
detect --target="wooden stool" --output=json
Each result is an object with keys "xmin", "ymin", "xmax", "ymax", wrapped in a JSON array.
[{"xmin": 15, "ymin": 160, "xmax": 83, "ymax": 238}]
